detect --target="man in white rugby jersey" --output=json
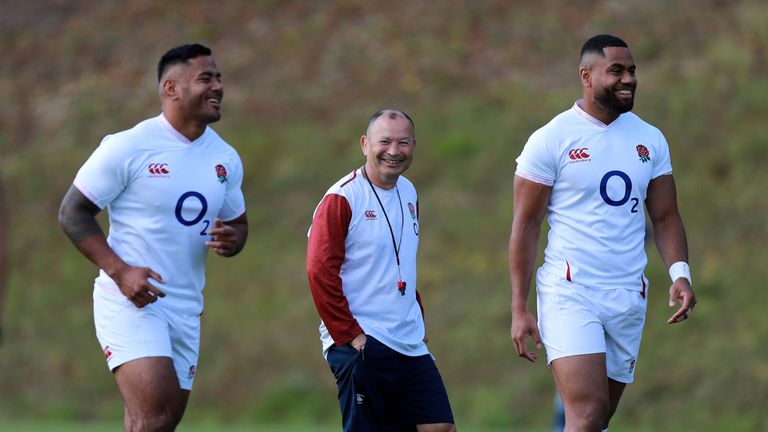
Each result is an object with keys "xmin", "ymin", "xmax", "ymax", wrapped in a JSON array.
[
  {"xmin": 59, "ymin": 43, "xmax": 247, "ymax": 431},
  {"xmin": 509, "ymin": 34, "xmax": 696, "ymax": 432}
]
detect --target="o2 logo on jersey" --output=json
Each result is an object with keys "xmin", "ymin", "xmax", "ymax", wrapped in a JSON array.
[
  {"xmin": 600, "ymin": 170, "xmax": 639, "ymax": 213},
  {"xmin": 175, "ymin": 191, "xmax": 210, "ymax": 235}
]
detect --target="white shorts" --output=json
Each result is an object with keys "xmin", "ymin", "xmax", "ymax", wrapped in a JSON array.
[
  {"xmin": 93, "ymin": 287, "xmax": 201, "ymax": 390},
  {"xmin": 536, "ymin": 268, "xmax": 648, "ymax": 383}
]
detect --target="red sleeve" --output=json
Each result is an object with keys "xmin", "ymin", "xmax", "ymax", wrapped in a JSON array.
[{"xmin": 306, "ymin": 194, "xmax": 362, "ymax": 345}]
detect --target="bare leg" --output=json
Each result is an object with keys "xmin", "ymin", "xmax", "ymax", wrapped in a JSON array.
[
  {"xmin": 114, "ymin": 356, "xmax": 190, "ymax": 431},
  {"xmin": 604, "ymin": 378, "xmax": 626, "ymax": 429},
  {"xmin": 551, "ymin": 353, "xmax": 609, "ymax": 432}
]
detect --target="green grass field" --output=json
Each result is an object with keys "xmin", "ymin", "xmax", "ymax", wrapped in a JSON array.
[{"xmin": 2, "ymin": 1, "xmax": 767, "ymax": 431}]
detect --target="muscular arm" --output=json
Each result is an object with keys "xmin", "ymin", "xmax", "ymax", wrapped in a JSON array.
[
  {"xmin": 645, "ymin": 174, "xmax": 696, "ymax": 323},
  {"xmin": 509, "ymin": 175, "xmax": 551, "ymax": 362},
  {"xmin": 58, "ymin": 184, "xmax": 165, "ymax": 308}
]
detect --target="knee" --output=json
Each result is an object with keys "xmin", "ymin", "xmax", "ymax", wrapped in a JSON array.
[
  {"xmin": 568, "ymin": 402, "xmax": 609, "ymax": 432},
  {"xmin": 130, "ymin": 409, "xmax": 179, "ymax": 432}
]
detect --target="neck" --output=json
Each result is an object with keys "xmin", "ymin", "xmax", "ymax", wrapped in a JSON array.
[
  {"xmin": 580, "ymin": 98, "xmax": 619, "ymax": 125},
  {"xmin": 363, "ymin": 164, "xmax": 397, "ymax": 190},
  {"xmin": 163, "ymin": 110, "xmax": 207, "ymax": 141}
]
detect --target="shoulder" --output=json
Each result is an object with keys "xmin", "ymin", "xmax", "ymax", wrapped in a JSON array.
[
  {"xmin": 620, "ymin": 112, "xmax": 660, "ymax": 131},
  {"xmin": 205, "ymin": 128, "xmax": 242, "ymax": 159},
  {"xmin": 396, "ymin": 175, "xmax": 416, "ymax": 194},
  {"xmin": 620, "ymin": 112, "xmax": 667, "ymax": 142},
  {"xmin": 326, "ymin": 169, "xmax": 363, "ymax": 196},
  {"xmin": 527, "ymin": 108, "xmax": 580, "ymax": 144},
  {"xmin": 99, "ymin": 116, "xmax": 162, "ymax": 152}
]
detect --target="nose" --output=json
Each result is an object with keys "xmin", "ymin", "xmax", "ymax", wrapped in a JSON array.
[
  {"xmin": 212, "ymin": 78, "xmax": 223, "ymax": 92},
  {"xmin": 621, "ymin": 71, "xmax": 636, "ymax": 85},
  {"xmin": 385, "ymin": 142, "xmax": 401, "ymax": 155}
]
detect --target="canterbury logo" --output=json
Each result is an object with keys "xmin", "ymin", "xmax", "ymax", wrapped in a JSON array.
[
  {"xmin": 148, "ymin": 163, "xmax": 169, "ymax": 175},
  {"xmin": 569, "ymin": 148, "xmax": 590, "ymax": 159},
  {"xmin": 364, "ymin": 210, "xmax": 377, "ymax": 220}
]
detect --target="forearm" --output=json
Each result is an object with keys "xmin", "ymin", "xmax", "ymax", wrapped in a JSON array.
[
  {"xmin": 653, "ymin": 213, "xmax": 689, "ymax": 268},
  {"xmin": 75, "ymin": 234, "xmax": 130, "ymax": 279},
  {"xmin": 646, "ymin": 175, "xmax": 689, "ymax": 268},
  {"xmin": 307, "ymin": 261, "xmax": 361, "ymax": 345},
  {"xmin": 509, "ymin": 222, "xmax": 541, "ymax": 313}
]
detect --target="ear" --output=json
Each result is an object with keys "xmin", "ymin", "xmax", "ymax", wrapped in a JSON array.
[
  {"xmin": 162, "ymin": 79, "xmax": 179, "ymax": 100},
  {"xmin": 579, "ymin": 66, "xmax": 592, "ymax": 88},
  {"xmin": 360, "ymin": 134, "xmax": 368, "ymax": 155}
]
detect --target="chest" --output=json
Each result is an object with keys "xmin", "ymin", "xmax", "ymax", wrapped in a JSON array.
[
  {"xmin": 348, "ymin": 188, "xmax": 420, "ymax": 252},
  {"xmin": 556, "ymin": 130, "xmax": 658, "ymax": 199},
  {"xmin": 121, "ymin": 149, "xmax": 232, "ymax": 221}
]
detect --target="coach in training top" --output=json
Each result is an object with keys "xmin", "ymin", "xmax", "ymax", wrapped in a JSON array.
[{"xmin": 307, "ymin": 109, "xmax": 457, "ymax": 432}]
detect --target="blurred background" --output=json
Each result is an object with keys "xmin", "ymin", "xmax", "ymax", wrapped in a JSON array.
[{"xmin": 1, "ymin": 0, "xmax": 766, "ymax": 430}]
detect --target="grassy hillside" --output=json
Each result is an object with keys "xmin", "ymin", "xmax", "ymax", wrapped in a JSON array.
[{"xmin": 1, "ymin": 1, "xmax": 767, "ymax": 430}]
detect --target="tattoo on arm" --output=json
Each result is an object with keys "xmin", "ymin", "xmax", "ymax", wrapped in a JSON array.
[{"xmin": 58, "ymin": 184, "xmax": 104, "ymax": 246}]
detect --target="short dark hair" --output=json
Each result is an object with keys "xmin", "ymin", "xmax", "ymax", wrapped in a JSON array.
[
  {"xmin": 366, "ymin": 109, "xmax": 416, "ymax": 137},
  {"xmin": 157, "ymin": 43, "xmax": 212, "ymax": 82},
  {"xmin": 579, "ymin": 34, "xmax": 628, "ymax": 63}
]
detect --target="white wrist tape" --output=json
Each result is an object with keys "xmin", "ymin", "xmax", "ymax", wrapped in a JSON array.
[{"xmin": 669, "ymin": 261, "xmax": 691, "ymax": 285}]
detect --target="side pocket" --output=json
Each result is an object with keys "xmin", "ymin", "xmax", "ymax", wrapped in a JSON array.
[{"xmin": 326, "ymin": 344, "xmax": 361, "ymax": 381}]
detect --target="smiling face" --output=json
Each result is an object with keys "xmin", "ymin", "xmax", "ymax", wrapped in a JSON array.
[
  {"xmin": 175, "ymin": 55, "xmax": 223, "ymax": 124},
  {"xmin": 580, "ymin": 46, "xmax": 637, "ymax": 124},
  {"xmin": 360, "ymin": 112, "xmax": 416, "ymax": 190},
  {"xmin": 162, "ymin": 55, "xmax": 223, "ymax": 128}
]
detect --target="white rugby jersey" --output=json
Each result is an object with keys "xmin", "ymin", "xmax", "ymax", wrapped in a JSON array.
[
  {"xmin": 516, "ymin": 101, "xmax": 672, "ymax": 291},
  {"xmin": 307, "ymin": 169, "xmax": 427, "ymax": 357},
  {"xmin": 74, "ymin": 114, "xmax": 245, "ymax": 315}
]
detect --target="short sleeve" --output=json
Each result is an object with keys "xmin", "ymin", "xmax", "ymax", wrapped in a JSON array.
[
  {"xmin": 217, "ymin": 152, "xmax": 246, "ymax": 221},
  {"xmin": 73, "ymin": 135, "xmax": 130, "ymax": 209},
  {"xmin": 651, "ymin": 128, "xmax": 673, "ymax": 179},
  {"xmin": 515, "ymin": 129, "xmax": 557, "ymax": 186}
]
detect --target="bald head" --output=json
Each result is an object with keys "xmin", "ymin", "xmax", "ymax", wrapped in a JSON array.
[{"xmin": 366, "ymin": 109, "xmax": 415, "ymax": 138}]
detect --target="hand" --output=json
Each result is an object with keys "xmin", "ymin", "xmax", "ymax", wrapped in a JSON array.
[
  {"xmin": 205, "ymin": 218, "xmax": 238, "ymax": 256},
  {"xmin": 511, "ymin": 310, "xmax": 542, "ymax": 362},
  {"xmin": 667, "ymin": 278, "xmax": 696, "ymax": 324},
  {"xmin": 113, "ymin": 265, "xmax": 166, "ymax": 308},
  {"xmin": 350, "ymin": 332, "xmax": 367, "ymax": 352}
]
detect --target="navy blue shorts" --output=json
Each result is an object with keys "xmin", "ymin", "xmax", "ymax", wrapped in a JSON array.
[{"xmin": 326, "ymin": 335, "xmax": 455, "ymax": 432}]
